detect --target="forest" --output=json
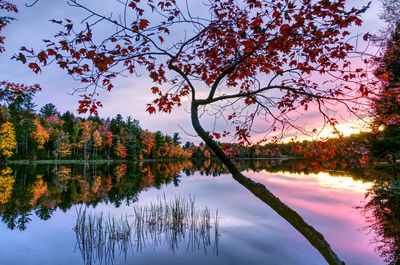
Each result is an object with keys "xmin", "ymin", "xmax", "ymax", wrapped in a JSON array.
[
  {"xmin": 0, "ymin": 96, "xmax": 288, "ymax": 162},
  {"xmin": 0, "ymin": 81, "xmax": 399, "ymax": 167}
]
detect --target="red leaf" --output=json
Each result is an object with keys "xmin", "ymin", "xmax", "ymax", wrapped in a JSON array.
[
  {"xmin": 139, "ymin": 19, "xmax": 149, "ymax": 30},
  {"xmin": 151, "ymin": 86, "xmax": 159, "ymax": 93},
  {"xmin": 146, "ymin": 104, "xmax": 156, "ymax": 114},
  {"xmin": 28, "ymin": 62, "xmax": 41, "ymax": 73}
]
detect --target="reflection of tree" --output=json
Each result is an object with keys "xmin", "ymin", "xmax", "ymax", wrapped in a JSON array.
[
  {"xmin": 35, "ymin": 206, "xmax": 55, "ymax": 220},
  {"xmin": 0, "ymin": 159, "xmax": 395, "ymax": 234},
  {"xmin": 0, "ymin": 167, "xmax": 14, "ymax": 204},
  {"xmin": 0, "ymin": 162, "xmax": 187, "ymax": 230},
  {"xmin": 187, "ymin": 158, "xmax": 382, "ymax": 180},
  {"xmin": 28, "ymin": 175, "xmax": 48, "ymax": 206},
  {"xmin": 363, "ymin": 180, "xmax": 400, "ymax": 265}
]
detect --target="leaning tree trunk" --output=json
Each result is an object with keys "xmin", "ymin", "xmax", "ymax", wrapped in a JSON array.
[{"xmin": 191, "ymin": 102, "xmax": 345, "ymax": 265}]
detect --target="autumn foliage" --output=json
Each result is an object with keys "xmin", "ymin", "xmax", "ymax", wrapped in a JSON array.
[
  {"xmin": 15, "ymin": 0, "xmax": 372, "ymax": 147},
  {"xmin": 31, "ymin": 118, "xmax": 49, "ymax": 149},
  {"xmin": 0, "ymin": 102, "xmax": 195, "ymax": 161},
  {"xmin": 368, "ymin": 20, "xmax": 400, "ymax": 162},
  {"xmin": 0, "ymin": 121, "xmax": 16, "ymax": 158}
]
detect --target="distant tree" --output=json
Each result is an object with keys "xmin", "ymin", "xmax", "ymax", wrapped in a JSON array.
[
  {"xmin": 39, "ymin": 103, "xmax": 59, "ymax": 118},
  {"xmin": 0, "ymin": 121, "xmax": 16, "ymax": 159},
  {"xmin": 172, "ymin": 132, "xmax": 181, "ymax": 146},
  {"xmin": 101, "ymin": 130, "xmax": 113, "ymax": 158},
  {"xmin": 153, "ymin": 131, "xmax": 165, "ymax": 157},
  {"xmin": 109, "ymin": 114, "xmax": 124, "ymax": 136},
  {"xmin": 126, "ymin": 116, "xmax": 141, "ymax": 133},
  {"xmin": 7, "ymin": 94, "xmax": 36, "ymax": 158},
  {"xmin": 183, "ymin": 141, "xmax": 194, "ymax": 150},
  {"xmin": 371, "ymin": 19, "xmax": 400, "ymax": 162},
  {"xmin": 114, "ymin": 140, "xmax": 127, "ymax": 159},
  {"xmin": 20, "ymin": 96, "xmax": 36, "ymax": 158},
  {"xmin": 53, "ymin": 131, "xmax": 71, "ymax": 159},
  {"xmin": 92, "ymin": 129, "xmax": 102, "ymax": 158},
  {"xmin": 77, "ymin": 120, "xmax": 91, "ymax": 159},
  {"xmin": 60, "ymin": 111, "xmax": 75, "ymax": 139},
  {"xmin": 125, "ymin": 129, "xmax": 142, "ymax": 160},
  {"xmin": 140, "ymin": 130, "xmax": 155, "ymax": 159},
  {"xmin": 31, "ymin": 118, "xmax": 49, "ymax": 150}
]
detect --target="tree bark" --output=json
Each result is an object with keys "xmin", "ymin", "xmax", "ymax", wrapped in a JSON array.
[{"xmin": 191, "ymin": 101, "xmax": 345, "ymax": 265}]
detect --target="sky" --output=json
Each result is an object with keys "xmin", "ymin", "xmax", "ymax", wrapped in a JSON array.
[{"xmin": 0, "ymin": 0, "xmax": 386, "ymax": 144}]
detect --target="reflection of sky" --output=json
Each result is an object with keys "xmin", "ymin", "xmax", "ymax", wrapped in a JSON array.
[
  {"xmin": 0, "ymin": 0, "xmax": 386, "ymax": 143},
  {"xmin": 257, "ymin": 171, "xmax": 373, "ymax": 192},
  {"xmin": 244, "ymin": 170, "xmax": 380, "ymax": 265},
  {"xmin": 0, "ymin": 168, "xmax": 384, "ymax": 265}
]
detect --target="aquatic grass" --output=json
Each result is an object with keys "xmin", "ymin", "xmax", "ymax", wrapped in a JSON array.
[
  {"xmin": 74, "ymin": 196, "xmax": 219, "ymax": 265},
  {"xmin": 75, "ymin": 207, "xmax": 134, "ymax": 265}
]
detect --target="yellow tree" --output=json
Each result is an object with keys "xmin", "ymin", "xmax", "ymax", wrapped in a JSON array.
[
  {"xmin": 92, "ymin": 129, "xmax": 102, "ymax": 159},
  {"xmin": 0, "ymin": 121, "xmax": 16, "ymax": 159},
  {"xmin": 28, "ymin": 174, "xmax": 48, "ymax": 207},
  {"xmin": 114, "ymin": 140, "xmax": 127, "ymax": 159},
  {"xmin": 53, "ymin": 131, "xmax": 72, "ymax": 159},
  {"xmin": 77, "ymin": 120, "xmax": 92, "ymax": 159},
  {"xmin": 31, "ymin": 118, "xmax": 49, "ymax": 150}
]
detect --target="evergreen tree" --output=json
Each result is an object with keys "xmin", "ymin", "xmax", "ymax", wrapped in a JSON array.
[
  {"xmin": 39, "ymin": 103, "xmax": 59, "ymax": 118},
  {"xmin": 172, "ymin": 132, "xmax": 181, "ymax": 146}
]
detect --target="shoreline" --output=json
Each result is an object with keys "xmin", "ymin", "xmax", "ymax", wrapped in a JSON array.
[{"xmin": 2, "ymin": 156, "xmax": 288, "ymax": 165}]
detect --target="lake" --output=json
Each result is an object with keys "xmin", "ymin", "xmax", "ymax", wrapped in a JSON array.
[{"xmin": 0, "ymin": 159, "xmax": 397, "ymax": 265}]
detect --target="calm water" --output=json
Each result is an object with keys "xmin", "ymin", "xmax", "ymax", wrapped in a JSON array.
[{"xmin": 0, "ymin": 160, "xmax": 397, "ymax": 265}]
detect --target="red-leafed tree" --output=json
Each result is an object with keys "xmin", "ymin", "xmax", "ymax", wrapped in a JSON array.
[
  {"xmin": 16, "ymin": 1, "xmax": 375, "ymax": 264},
  {"xmin": 101, "ymin": 129, "xmax": 113, "ymax": 158}
]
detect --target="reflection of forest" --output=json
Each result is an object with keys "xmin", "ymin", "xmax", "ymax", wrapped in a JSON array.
[
  {"xmin": 0, "ymin": 159, "xmax": 397, "ymax": 230},
  {"xmin": 0, "ymin": 162, "xmax": 189, "ymax": 230},
  {"xmin": 363, "ymin": 180, "xmax": 400, "ymax": 265},
  {"xmin": 0, "ymin": 159, "xmax": 399, "ymax": 264}
]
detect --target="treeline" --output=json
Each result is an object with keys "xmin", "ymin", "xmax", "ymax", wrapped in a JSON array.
[
  {"xmin": 0, "ymin": 93, "xmax": 284, "ymax": 162},
  {"xmin": 0, "ymin": 97, "xmax": 193, "ymax": 161},
  {"xmin": 273, "ymin": 130, "xmax": 400, "ymax": 169},
  {"xmin": 3, "ymin": 94, "xmax": 389, "ymax": 166},
  {"xmin": 187, "ymin": 142, "xmax": 282, "ymax": 160}
]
